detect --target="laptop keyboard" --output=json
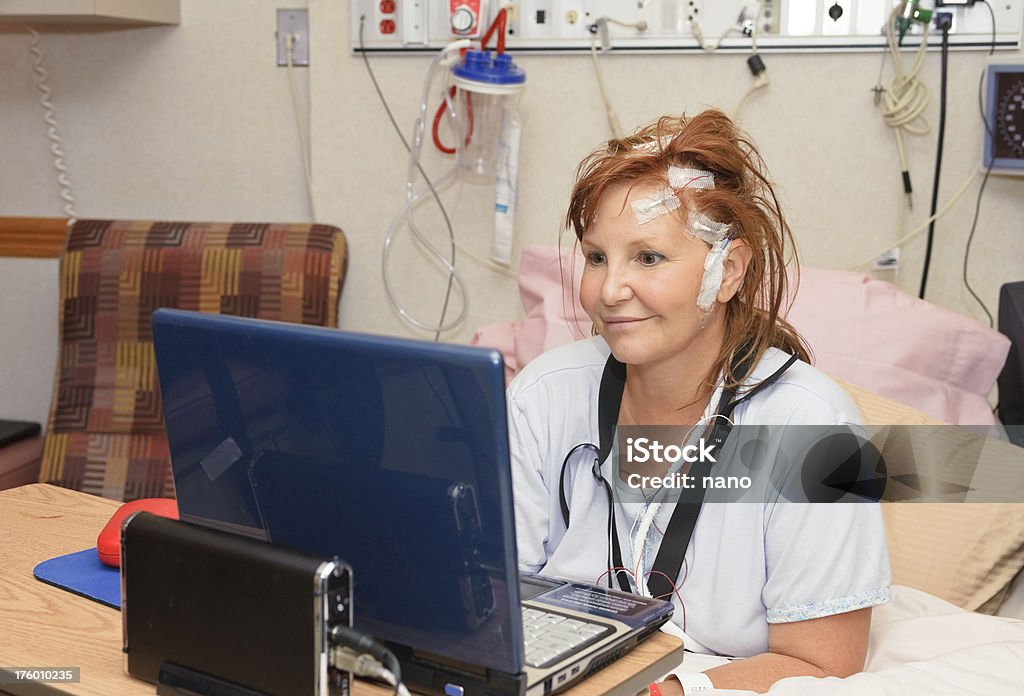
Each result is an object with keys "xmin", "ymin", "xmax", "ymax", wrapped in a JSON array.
[{"xmin": 522, "ymin": 607, "xmax": 612, "ymax": 668}]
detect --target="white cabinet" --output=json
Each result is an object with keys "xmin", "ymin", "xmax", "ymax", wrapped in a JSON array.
[{"xmin": 0, "ymin": 0, "xmax": 179, "ymax": 26}]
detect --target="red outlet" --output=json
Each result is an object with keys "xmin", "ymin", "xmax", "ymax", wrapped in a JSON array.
[
  {"xmin": 379, "ymin": 0, "xmax": 396, "ymax": 13},
  {"xmin": 380, "ymin": 18, "xmax": 396, "ymax": 34}
]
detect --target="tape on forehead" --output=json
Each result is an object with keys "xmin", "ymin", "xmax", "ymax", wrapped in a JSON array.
[
  {"xmin": 630, "ymin": 187, "xmax": 681, "ymax": 225},
  {"xmin": 688, "ymin": 210, "xmax": 731, "ymax": 244},
  {"xmin": 628, "ymin": 164, "xmax": 716, "ymax": 225}
]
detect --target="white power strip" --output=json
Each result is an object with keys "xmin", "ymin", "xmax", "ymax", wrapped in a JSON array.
[{"xmin": 350, "ymin": 0, "xmax": 1023, "ymax": 53}]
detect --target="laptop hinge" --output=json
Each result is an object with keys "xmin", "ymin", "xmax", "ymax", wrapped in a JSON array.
[{"xmin": 388, "ymin": 643, "xmax": 527, "ymax": 696}]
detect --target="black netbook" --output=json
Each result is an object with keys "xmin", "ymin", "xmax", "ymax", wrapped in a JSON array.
[{"xmin": 152, "ymin": 309, "xmax": 678, "ymax": 696}]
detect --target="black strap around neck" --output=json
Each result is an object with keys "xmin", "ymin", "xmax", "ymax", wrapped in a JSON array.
[
  {"xmin": 594, "ymin": 349, "xmax": 798, "ymax": 599},
  {"xmin": 597, "ymin": 357, "xmax": 627, "ymax": 466},
  {"xmin": 597, "ymin": 357, "xmax": 631, "ymax": 591}
]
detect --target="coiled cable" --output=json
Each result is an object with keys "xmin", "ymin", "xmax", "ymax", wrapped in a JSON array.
[
  {"xmin": 28, "ymin": 27, "xmax": 78, "ymax": 226},
  {"xmin": 879, "ymin": 2, "xmax": 931, "ymax": 210}
]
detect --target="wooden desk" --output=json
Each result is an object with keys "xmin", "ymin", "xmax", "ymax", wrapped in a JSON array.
[{"xmin": 0, "ymin": 484, "xmax": 682, "ymax": 695}]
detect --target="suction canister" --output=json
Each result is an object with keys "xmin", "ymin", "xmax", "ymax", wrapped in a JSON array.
[{"xmin": 451, "ymin": 50, "xmax": 526, "ymax": 184}]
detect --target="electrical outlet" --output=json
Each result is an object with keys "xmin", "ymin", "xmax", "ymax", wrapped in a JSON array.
[
  {"xmin": 504, "ymin": 2, "xmax": 520, "ymax": 39},
  {"xmin": 277, "ymin": 8, "xmax": 309, "ymax": 66},
  {"xmin": 558, "ymin": 0, "xmax": 589, "ymax": 39},
  {"xmin": 933, "ymin": 11, "xmax": 954, "ymax": 31}
]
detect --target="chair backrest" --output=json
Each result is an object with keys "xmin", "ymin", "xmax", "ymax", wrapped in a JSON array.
[{"xmin": 39, "ymin": 220, "xmax": 347, "ymax": 501}]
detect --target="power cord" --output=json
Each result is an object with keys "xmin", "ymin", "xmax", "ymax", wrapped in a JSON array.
[
  {"xmin": 918, "ymin": 17, "xmax": 951, "ymax": 299},
  {"xmin": 589, "ymin": 19, "xmax": 623, "ymax": 138},
  {"xmin": 688, "ymin": 2, "xmax": 769, "ymax": 121},
  {"xmin": 847, "ymin": 166, "xmax": 978, "ymax": 272},
  {"xmin": 742, "ymin": 2, "xmax": 770, "ymax": 118},
  {"xmin": 735, "ymin": 57, "xmax": 769, "ymax": 122},
  {"xmin": 963, "ymin": 0, "xmax": 997, "ymax": 327},
  {"xmin": 27, "ymin": 27, "xmax": 78, "ymax": 226},
  {"xmin": 965, "ymin": 166, "xmax": 996, "ymax": 328},
  {"xmin": 329, "ymin": 625, "xmax": 408, "ymax": 696},
  {"xmin": 588, "ymin": 16, "xmax": 648, "ymax": 138},
  {"xmin": 285, "ymin": 33, "xmax": 316, "ymax": 222},
  {"xmin": 877, "ymin": 1, "xmax": 932, "ymax": 213},
  {"xmin": 689, "ymin": 8, "xmax": 744, "ymax": 51}
]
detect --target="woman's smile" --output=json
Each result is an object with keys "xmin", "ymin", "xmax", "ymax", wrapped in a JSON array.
[{"xmin": 602, "ymin": 316, "xmax": 652, "ymax": 330}]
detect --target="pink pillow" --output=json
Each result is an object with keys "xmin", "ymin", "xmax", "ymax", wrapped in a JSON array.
[
  {"xmin": 473, "ymin": 246, "xmax": 591, "ymax": 379},
  {"xmin": 785, "ymin": 268, "xmax": 1008, "ymax": 425},
  {"xmin": 472, "ymin": 246, "xmax": 1009, "ymax": 425}
]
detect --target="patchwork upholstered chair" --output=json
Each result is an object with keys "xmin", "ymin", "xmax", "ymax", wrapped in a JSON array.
[{"xmin": 38, "ymin": 219, "xmax": 347, "ymax": 501}]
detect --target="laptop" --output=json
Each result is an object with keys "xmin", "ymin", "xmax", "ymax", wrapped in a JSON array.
[{"xmin": 152, "ymin": 309, "xmax": 677, "ymax": 696}]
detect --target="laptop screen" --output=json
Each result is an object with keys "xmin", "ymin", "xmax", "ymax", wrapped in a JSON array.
[{"xmin": 153, "ymin": 309, "xmax": 524, "ymax": 673}]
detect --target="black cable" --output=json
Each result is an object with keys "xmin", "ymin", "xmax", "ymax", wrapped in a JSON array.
[
  {"xmin": 964, "ymin": 162, "xmax": 996, "ymax": 327},
  {"xmin": 918, "ymin": 21, "xmax": 950, "ymax": 299},
  {"xmin": 963, "ymin": 0, "xmax": 998, "ymax": 327},
  {"xmin": 330, "ymin": 625, "xmax": 402, "ymax": 696},
  {"xmin": 358, "ymin": 15, "xmax": 457, "ymax": 342}
]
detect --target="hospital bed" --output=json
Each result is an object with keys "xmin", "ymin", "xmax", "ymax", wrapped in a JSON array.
[{"xmin": 472, "ymin": 245, "xmax": 1024, "ymax": 695}]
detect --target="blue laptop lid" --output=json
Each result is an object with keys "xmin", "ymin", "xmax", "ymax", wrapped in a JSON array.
[{"xmin": 152, "ymin": 309, "xmax": 524, "ymax": 674}]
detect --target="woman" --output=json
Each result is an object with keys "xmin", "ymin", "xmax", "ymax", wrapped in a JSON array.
[{"xmin": 507, "ymin": 110, "xmax": 891, "ymax": 694}]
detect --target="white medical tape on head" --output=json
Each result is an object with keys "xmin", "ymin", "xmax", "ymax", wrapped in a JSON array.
[
  {"xmin": 688, "ymin": 210, "xmax": 731, "ymax": 245},
  {"xmin": 697, "ymin": 235, "xmax": 732, "ymax": 314},
  {"xmin": 629, "ymin": 167, "xmax": 715, "ymax": 225},
  {"xmin": 688, "ymin": 210, "xmax": 733, "ymax": 316},
  {"xmin": 628, "ymin": 134, "xmax": 674, "ymax": 155},
  {"xmin": 631, "ymin": 187, "xmax": 681, "ymax": 225},
  {"xmin": 622, "ymin": 169, "xmax": 732, "ymax": 317},
  {"xmin": 668, "ymin": 166, "xmax": 715, "ymax": 191}
]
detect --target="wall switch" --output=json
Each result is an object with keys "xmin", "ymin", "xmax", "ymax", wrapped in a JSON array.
[{"xmin": 277, "ymin": 8, "xmax": 309, "ymax": 66}]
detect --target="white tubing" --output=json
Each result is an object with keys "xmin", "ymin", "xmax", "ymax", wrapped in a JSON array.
[{"xmin": 383, "ymin": 41, "xmax": 472, "ymax": 334}]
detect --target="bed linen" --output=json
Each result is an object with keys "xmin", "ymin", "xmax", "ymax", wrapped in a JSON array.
[{"xmin": 673, "ymin": 585, "xmax": 1024, "ymax": 695}]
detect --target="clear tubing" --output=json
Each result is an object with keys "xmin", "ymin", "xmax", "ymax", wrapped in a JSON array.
[
  {"xmin": 384, "ymin": 41, "xmax": 471, "ymax": 334},
  {"xmin": 383, "ymin": 168, "xmax": 468, "ymax": 332}
]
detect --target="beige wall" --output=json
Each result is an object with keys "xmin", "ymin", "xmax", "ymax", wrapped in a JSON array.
[{"xmin": 1, "ymin": 0, "xmax": 1021, "ymax": 427}]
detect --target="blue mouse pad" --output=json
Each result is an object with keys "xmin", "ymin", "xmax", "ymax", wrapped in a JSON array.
[{"xmin": 33, "ymin": 549, "xmax": 121, "ymax": 609}]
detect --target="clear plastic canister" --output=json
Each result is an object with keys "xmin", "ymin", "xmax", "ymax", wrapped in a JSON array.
[{"xmin": 450, "ymin": 51, "xmax": 526, "ymax": 184}]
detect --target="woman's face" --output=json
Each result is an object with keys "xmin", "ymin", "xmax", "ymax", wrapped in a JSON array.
[{"xmin": 579, "ymin": 182, "xmax": 722, "ymax": 371}]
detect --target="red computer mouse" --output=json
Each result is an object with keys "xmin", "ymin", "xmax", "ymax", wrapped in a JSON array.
[{"xmin": 96, "ymin": 498, "xmax": 179, "ymax": 568}]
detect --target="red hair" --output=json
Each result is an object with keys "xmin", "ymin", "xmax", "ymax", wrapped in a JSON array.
[{"xmin": 565, "ymin": 109, "xmax": 811, "ymax": 392}]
